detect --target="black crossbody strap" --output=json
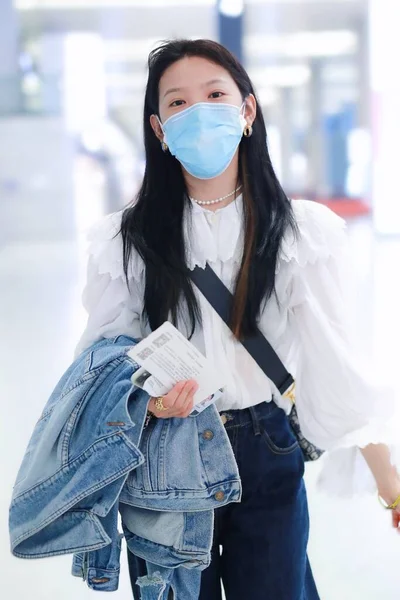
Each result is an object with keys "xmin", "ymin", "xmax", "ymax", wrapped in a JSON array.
[{"xmin": 189, "ymin": 264, "xmax": 294, "ymax": 396}]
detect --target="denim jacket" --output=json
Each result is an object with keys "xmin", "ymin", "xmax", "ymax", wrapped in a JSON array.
[{"xmin": 9, "ymin": 336, "xmax": 241, "ymax": 598}]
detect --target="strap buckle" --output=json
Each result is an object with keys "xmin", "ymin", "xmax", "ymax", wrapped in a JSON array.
[{"xmin": 283, "ymin": 381, "xmax": 296, "ymax": 404}]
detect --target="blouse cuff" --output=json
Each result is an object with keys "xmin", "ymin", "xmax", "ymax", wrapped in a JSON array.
[{"xmin": 315, "ymin": 421, "xmax": 400, "ymax": 497}]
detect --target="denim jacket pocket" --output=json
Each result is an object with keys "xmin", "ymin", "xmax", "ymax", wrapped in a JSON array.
[{"xmin": 125, "ymin": 415, "xmax": 210, "ymax": 495}]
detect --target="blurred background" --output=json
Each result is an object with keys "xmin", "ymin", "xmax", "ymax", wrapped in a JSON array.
[{"xmin": 1, "ymin": 1, "xmax": 400, "ymax": 599}]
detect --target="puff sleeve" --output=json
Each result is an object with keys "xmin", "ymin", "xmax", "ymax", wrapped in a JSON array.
[
  {"xmin": 286, "ymin": 200, "xmax": 400, "ymax": 495},
  {"xmin": 74, "ymin": 211, "xmax": 144, "ymax": 358}
]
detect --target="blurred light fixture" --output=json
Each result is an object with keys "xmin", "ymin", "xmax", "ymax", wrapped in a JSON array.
[
  {"xmin": 16, "ymin": 0, "xmax": 214, "ymax": 8},
  {"xmin": 287, "ymin": 30, "xmax": 356, "ymax": 57},
  {"xmin": 256, "ymin": 87, "xmax": 278, "ymax": 106},
  {"xmin": 16, "ymin": 0, "xmax": 39, "ymax": 8},
  {"xmin": 105, "ymin": 37, "xmax": 204, "ymax": 63},
  {"xmin": 105, "ymin": 72, "xmax": 146, "ymax": 90},
  {"xmin": 81, "ymin": 129, "xmax": 103, "ymax": 154},
  {"xmin": 105, "ymin": 39, "xmax": 161, "ymax": 63},
  {"xmin": 64, "ymin": 33, "xmax": 106, "ymax": 133},
  {"xmin": 246, "ymin": 30, "xmax": 357, "ymax": 59},
  {"xmin": 21, "ymin": 72, "xmax": 41, "ymax": 94},
  {"xmin": 219, "ymin": 0, "xmax": 244, "ymax": 18},
  {"xmin": 250, "ymin": 65, "xmax": 311, "ymax": 88}
]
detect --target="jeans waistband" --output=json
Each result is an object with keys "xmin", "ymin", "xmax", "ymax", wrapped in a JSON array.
[{"xmin": 219, "ymin": 399, "xmax": 276, "ymax": 434}]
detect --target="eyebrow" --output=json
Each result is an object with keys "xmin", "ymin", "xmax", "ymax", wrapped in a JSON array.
[{"xmin": 163, "ymin": 78, "xmax": 228, "ymax": 99}]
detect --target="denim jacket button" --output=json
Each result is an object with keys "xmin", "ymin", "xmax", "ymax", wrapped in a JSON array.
[
  {"xmin": 215, "ymin": 491, "xmax": 225, "ymax": 501},
  {"xmin": 202, "ymin": 430, "xmax": 214, "ymax": 440}
]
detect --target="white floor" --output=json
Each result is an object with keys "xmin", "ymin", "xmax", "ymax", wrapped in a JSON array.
[{"xmin": 1, "ymin": 160, "xmax": 400, "ymax": 599}]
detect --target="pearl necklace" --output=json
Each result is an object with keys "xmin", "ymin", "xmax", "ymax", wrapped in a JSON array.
[{"xmin": 190, "ymin": 185, "xmax": 242, "ymax": 206}]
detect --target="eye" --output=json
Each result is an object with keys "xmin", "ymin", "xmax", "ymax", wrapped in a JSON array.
[
  {"xmin": 209, "ymin": 91, "xmax": 225, "ymax": 99},
  {"xmin": 169, "ymin": 99, "xmax": 186, "ymax": 108}
]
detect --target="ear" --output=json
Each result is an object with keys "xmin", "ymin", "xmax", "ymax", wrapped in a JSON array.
[
  {"xmin": 150, "ymin": 114, "xmax": 164, "ymax": 143},
  {"xmin": 243, "ymin": 94, "xmax": 257, "ymax": 127}
]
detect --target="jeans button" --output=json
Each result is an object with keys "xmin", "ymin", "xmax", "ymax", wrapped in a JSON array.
[
  {"xmin": 215, "ymin": 491, "xmax": 225, "ymax": 501},
  {"xmin": 202, "ymin": 429, "xmax": 214, "ymax": 440}
]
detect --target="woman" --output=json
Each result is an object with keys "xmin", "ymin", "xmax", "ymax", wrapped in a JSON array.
[{"xmin": 76, "ymin": 39, "xmax": 400, "ymax": 600}]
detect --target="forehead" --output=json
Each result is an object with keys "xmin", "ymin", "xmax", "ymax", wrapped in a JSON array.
[{"xmin": 158, "ymin": 56, "xmax": 236, "ymax": 95}]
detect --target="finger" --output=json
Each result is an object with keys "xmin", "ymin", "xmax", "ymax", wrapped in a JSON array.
[
  {"xmin": 174, "ymin": 381, "xmax": 198, "ymax": 416},
  {"xmin": 176, "ymin": 391, "xmax": 196, "ymax": 418},
  {"xmin": 177, "ymin": 380, "xmax": 198, "ymax": 411},
  {"xmin": 164, "ymin": 381, "xmax": 188, "ymax": 408},
  {"xmin": 172, "ymin": 380, "xmax": 196, "ymax": 410},
  {"xmin": 150, "ymin": 381, "xmax": 198, "ymax": 418},
  {"xmin": 149, "ymin": 382, "xmax": 193, "ymax": 419}
]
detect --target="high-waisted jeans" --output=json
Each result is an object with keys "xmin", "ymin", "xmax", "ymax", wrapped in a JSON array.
[{"xmin": 127, "ymin": 400, "xmax": 320, "ymax": 600}]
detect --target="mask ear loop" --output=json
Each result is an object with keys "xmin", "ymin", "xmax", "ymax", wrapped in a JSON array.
[
  {"xmin": 240, "ymin": 98, "xmax": 253, "ymax": 138},
  {"xmin": 156, "ymin": 115, "xmax": 169, "ymax": 153}
]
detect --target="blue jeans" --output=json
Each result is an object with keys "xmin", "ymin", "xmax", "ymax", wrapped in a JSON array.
[{"xmin": 127, "ymin": 401, "xmax": 320, "ymax": 600}]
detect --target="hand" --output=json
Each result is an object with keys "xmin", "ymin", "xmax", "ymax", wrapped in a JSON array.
[
  {"xmin": 359, "ymin": 444, "xmax": 400, "ymax": 531},
  {"xmin": 148, "ymin": 380, "xmax": 198, "ymax": 419},
  {"xmin": 378, "ymin": 477, "xmax": 400, "ymax": 531}
]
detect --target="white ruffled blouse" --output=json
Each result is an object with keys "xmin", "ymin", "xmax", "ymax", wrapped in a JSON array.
[{"xmin": 75, "ymin": 197, "xmax": 400, "ymax": 496}]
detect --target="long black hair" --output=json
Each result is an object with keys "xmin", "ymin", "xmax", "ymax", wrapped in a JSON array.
[{"xmin": 121, "ymin": 39, "xmax": 297, "ymax": 339}]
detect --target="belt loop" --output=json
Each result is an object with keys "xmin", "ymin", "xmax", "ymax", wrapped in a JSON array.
[{"xmin": 249, "ymin": 405, "xmax": 261, "ymax": 436}]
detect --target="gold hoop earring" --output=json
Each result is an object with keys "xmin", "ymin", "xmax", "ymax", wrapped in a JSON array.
[
  {"xmin": 243, "ymin": 124, "xmax": 253, "ymax": 138},
  {"xmin": 161, "ymin": 141, "xmax": 169, "ymax": 153}
]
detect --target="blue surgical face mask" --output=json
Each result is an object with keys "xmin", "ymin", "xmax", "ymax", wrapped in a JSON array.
[{"xmin": 159, "ymin": 101, "xmax": 247, "ymax": 180}]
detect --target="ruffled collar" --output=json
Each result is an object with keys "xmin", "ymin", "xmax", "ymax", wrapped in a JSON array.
[
  {"xmin": 184, "ymin": 194, "xmax": 244, "ymax": 270},
  {"xmin": 183, "ymin": 197, "xmax": 347, "ymax": 275},
  {"xmin": 89, "ymin": 198, "xmax": 346, "ymax": 282}
]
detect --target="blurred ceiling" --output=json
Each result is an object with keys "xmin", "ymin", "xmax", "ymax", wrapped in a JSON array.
[
  {"xmin": 16, "ymin": 0, "xmax": 367, "ymax": 40},
  {"xmin": 15, "ymin": 0, "xmax": 366, "ymax": 117}
]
